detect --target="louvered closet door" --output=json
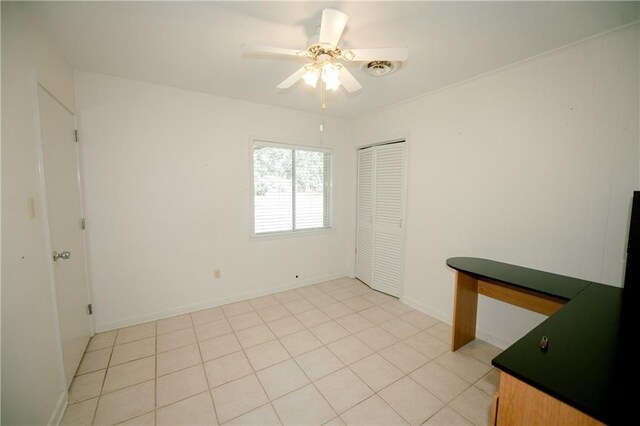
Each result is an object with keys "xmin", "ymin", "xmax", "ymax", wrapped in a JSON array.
[
  {"xmin": 356, "ymin": 147, "xmax": 374, "ymax": 286},
  {"xmin": 356, "ymin": 142, "xmax": 406, "ymax": 297},
  {"xmin": 372, "ymin": 143, "xmax": 405, "ymax": 297}
]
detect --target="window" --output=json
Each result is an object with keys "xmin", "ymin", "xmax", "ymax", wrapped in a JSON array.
[{"xmin": 252, "ymin": 141, "xmax": 331, "ymax": 235}]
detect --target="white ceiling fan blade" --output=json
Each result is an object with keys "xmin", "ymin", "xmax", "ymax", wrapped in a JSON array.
[
  {"xmin": 345, "ymin": 47, "xmax": 409, "ymax": 62},
  {"xmin": 319, "ymin": 9, "xmax": 349, "ymax": 47},
  {"xmin": 339, "ymin": 67, "xmax": 363, "ymax": 93},
  {"xmin": 277, "ymin": 66, "xmax": 308, "ymax": 89},
  {"xmin": 242, "ymin": 43, "xmax": 304, "ymax": 57}
]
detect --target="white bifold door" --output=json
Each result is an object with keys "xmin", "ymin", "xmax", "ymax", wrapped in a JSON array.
[{"xmin": 356, "ymin": 142, "xmax": 406, "ymax": 297}]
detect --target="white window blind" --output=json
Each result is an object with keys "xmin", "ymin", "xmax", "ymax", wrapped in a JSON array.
[{"xmin": 253, "ymin": 142, "xmax": 331, "ymax": 235}]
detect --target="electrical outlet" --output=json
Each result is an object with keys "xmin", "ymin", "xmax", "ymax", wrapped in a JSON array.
[{"xmin": 214, "ymin": 269, "xmax": 221, "ymax": 279}]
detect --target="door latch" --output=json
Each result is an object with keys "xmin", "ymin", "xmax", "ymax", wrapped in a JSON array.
[{"xmin": 53, "ymin": 251, "xmax": 71, "ymax": 261}]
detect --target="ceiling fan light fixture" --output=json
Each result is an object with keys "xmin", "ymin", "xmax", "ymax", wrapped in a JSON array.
[
  {"xmin": 246, "ymin": 8, "xmax": 408, "ymax": 110},
  {"xmin": 326, "ymin": 79, "xmax": 341, "ymax": 91},
  {"xmin": 321, "ymin": 62, "xmax": 341, "ymax": 85},
  {"xmin": 303, "ymin": 67, "xmax": 321, "ymax": 88}
]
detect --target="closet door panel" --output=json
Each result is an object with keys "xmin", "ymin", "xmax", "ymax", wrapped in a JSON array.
[
  {"xmin": 356, "ymin": 147, "xmax": 374, "ymax": 286},
  {"xmin": 373, "ymin": 143, "xmax": 405, "ymax": 297},
  {"xmin": 372, "ymin": 232, "xmax": 403, "ymax": 296},
  {"xmin": 356, "ymin": 142, "xmax": 405, "ymax": 297}
]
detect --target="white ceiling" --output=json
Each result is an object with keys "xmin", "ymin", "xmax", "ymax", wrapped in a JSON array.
[{"xmin": 29, "ymin": 1, "xmax": 639, "ymax": 118}]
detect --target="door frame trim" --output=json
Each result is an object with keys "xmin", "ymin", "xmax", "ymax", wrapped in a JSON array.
[{"xmin": 353, "ymin": 133, "xmax": 410, "ymax": 301}]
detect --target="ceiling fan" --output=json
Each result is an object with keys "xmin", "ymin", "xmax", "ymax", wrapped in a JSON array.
[{"xmin": 243, "ymin": 8, "xmax": 409, "ymax": 110}]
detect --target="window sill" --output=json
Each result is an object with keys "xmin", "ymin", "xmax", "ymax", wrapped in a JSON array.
[{"xmin": 250, "ymin": 227, "xmax": 336, "ymax": 241}]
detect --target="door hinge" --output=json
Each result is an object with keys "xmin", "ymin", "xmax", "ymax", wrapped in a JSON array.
[
  {"xmin": 74, "ymin": 129, "xmax": 79, "ymax": 143},
  {"xmin": 81, "ymin": 217, "xmax": 86, "ymax": 230},
  {"xmin": 87, "ymin": 304, "xmax": 93, "ymax": 315}
]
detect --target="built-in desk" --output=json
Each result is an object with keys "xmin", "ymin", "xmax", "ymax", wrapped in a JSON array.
[
  {"xmin": 447, "ymin": 257, "xmax": 623, "ymax": 425},
  {"xmin": 447, "ymin": 257, "xmax": 592, "ymax": 351}
]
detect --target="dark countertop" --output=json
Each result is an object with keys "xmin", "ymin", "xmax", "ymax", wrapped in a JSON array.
[
  {"xmin": 447, "ymin": 257, "xmax": 623, "ymax": 424},
  {"xmin": 492, "ymin": 283, "xmax": 622, "ymax": 424},
  {"xmin": 446, "ymin": 257, "xmax": 591, "ymax": 300}
]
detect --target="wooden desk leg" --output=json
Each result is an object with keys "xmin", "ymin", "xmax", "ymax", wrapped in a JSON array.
[{"xmin": 451, "ymin": 271, "xmax": 479, "ymax": 351}]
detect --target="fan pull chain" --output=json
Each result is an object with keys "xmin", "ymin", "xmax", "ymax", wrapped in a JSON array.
[{"xmin": 321, "ymin": 80, "xmax": 326, "ymax": 110}]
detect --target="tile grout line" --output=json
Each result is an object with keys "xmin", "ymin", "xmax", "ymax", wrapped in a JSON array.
[
  {"xmin": 215, "ymin": 296, "xmax": 283, "ymax": 423},
  {"xmin": 147, "ymin": 322, "xmax": 224, "ymax": 417},
  {"xmin": 74, "ymin": 286, "xmax": 301, "ymax": 421},
  {"xmin": 104, "ymin": 383, "xmax": 155, "ymax": 425},
  {"xmin": 95, "ymin": 321, "xmax": 157, "ymax": 425},
  {"xmin": 190, "ymin": 310, "xmax": 222, "ymax": 426},
  {"xmin": 211, "ymin": 284, "xmax": 355, "ymax": 422},
  {"xmin": 85, "ymin": 332, "xmax": 466, "ymax": 422},
  {"xmin": 256, "ymin": 283, "xmax": 407, "ymax": 421},
  {"xmin": 283, "ymin": 339, "xmax": 340, "ymax": 422},
  {"xmin": 447, "ymin": 400, "xmax": 481, "ymax": 425},
  {"xmin": 70, "ymin": 279, "xmax": 493, "ymax": 425},
  {"xmin": 285, "ymin": 283, "xmax": 460, "ymax": 423},
  {"xmin": 86, "ymin": 321, "xmax": 193, "ymax": 358},
  {"xmin": 75, "ymin": 340, "xmax": 156, "ymax": 379},
  {"xmin": 90, "ymin": 328, "xmax": 118, "ymax": 425},
  {"xmin": 304, "ymin": 284, "xmax": 434, "ymax": 421},
  {"xmin": 342, "ymin": 358, "xmax": 416, "ymax": 423},
  {"xmin": 80, "ymin": 358, "xmax": 157, "ymax": 399},
  {"xmin": 431, "ymin": 353, "xmax": 493, "ymax": 387},
  {"xmin": 226, "ymin": 337, "xmax": 285, "ymax": 424}
]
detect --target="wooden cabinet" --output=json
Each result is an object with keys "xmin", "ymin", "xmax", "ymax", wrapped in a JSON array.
[{"xmin": 494, "ymin": 372, "xmax": 603, "ymax": 425}]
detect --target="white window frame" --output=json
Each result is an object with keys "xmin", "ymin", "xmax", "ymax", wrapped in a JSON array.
[{"xmin": 250, "ymin": 139, "xmax": 333, "ymax": 238}]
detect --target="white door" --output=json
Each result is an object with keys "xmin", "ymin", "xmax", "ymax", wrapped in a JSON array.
[
  {"xmin": 38, "ymin": 85, "xmax": 92, "ymax": 387},
  {"xmin": 356, "ymin": 147, "xmax": 374, "ymax": 286},
  {"xmin": 372, "ymin": 143, "xmax": 405, "ymax": 297},
  {"xmin": 355, "ymin": 142, "xmax": 406, "ymax": 297}
]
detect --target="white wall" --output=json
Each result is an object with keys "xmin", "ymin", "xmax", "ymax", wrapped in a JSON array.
[
  {"xmin": 350, "ymin": 24, "xmax": 639, "ymax": 348},
  {"xmin": 1, "ymin": 2, "xmax": 76, "ymax": 424},
  {"xmin": 75, "ymin": 72, "xmax": 351, "ymax": 331}
]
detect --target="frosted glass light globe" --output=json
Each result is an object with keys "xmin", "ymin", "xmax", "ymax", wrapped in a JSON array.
[{"xmin": 321, "ymin": 62, "xmax": 340, "ymax": 84}]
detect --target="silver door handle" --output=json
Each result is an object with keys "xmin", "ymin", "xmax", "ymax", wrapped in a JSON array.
[{"xmin": 53, "ymin": 251, "xmax": 71, "ymax": 261}]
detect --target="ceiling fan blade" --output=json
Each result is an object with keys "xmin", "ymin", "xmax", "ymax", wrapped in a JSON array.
[
  {"xmin": 339, "ymin": 67, "xmax": 363, "ymax": 93},
  {"xmin": 242, "ymin": 43, "xmax": 304, "ymax": 57},
  {"xmin": 345, "ymin": 47, "xmax": 409, "ymax": 62},
  {"xmin": 319, "ymin": 9, "xmax": 349, "ymax": 47},
  {"xmin": 277, "ymin": 66, "xmax": 308, "ymax": 89}
]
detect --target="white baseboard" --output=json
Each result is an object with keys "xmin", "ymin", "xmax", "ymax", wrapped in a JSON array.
[
  {"xmin": 402, "ymin": 296, "xmax": 511, "ymax": 350},
  {"xmin": 402, "ymin": 296, "xmax": 453, "ymax": 324},
  {"xmin": 95, "ymin": 272, "xmax": 348, "ymax": 332},
  {"xmin": 475, "ymin": 328, "xmax": 511, "ymax": 350},
  {"xmin": 48, "ymin": 391, "xmax": 67, "ymax": 426}
]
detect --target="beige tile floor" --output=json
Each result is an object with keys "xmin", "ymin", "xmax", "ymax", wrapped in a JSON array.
[{"xmin": 61, "ymin": 278, "xmax": 502, "ymax": 426}]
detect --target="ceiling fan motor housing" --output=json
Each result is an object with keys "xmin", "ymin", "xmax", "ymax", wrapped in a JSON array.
[{"xmin": 364, "ymin": 60, "xmax": 395, "ymax": 76}]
